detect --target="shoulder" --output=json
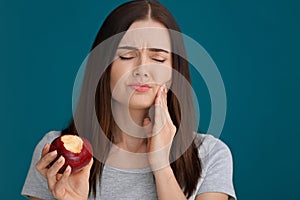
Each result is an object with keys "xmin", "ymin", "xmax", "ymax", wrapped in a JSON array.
[
  {"xmin": 193, "ymin": 133, "xmax": 236, "ymax": 200},
  {"xmin": 194, "ymin": 133, "xmax": 233, "ymax": 163},
  {"xmin": 35, "ymin": 130, "xmax": 61, "ymax": 148},
  {"xmin": 21, "ymin": 130, "xmax": 61, "ymax": 199},
  {"xmin": 32, "ymin": 130, "xmax": 61, "ymax": 161},
  {"xmin": 41, "ymin": 130, "xmax": 61, "ymax": 142}
]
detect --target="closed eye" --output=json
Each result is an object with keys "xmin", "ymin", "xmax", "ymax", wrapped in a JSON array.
[
  {"xmin": 152, "ymin": 55, "xmax": 166, "ymax": 63},
  {"xmin": 119, "ymin": 55, "xmax": 134, "ymax": 60},
  {"xmin": 118, "ymin": 50, "xmax": 137, "ymax": 60},
  {"xmin": 152, "ymin": 58, "xmax": 166, "ymax": 63}
]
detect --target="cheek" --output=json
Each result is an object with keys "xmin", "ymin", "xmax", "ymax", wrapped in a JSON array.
[
  {"xmin": 110, "ymin": 69, "xmax": 124, "ymax": 101},
  {"xmin": 150, "ymin": 65, "xmax": 172, "ymax": 85},
  {"xmin": 110, "ymin": 63, "xmax": 135, "ymax": 103},
  {"xmin": 110, "ymin": 63, "xmax": 129, "ymax": 91}
]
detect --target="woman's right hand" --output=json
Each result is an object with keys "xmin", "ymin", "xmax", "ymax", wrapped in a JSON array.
[{"xmin": 35, "ymin": 143, "xmax": 93, "ymax": 200}]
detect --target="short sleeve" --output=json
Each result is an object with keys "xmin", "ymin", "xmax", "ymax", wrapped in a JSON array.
[
  {"xmin": 196, "ymin": 135, "xmax": 236, "ymax": 200},
  {"xmin": 21, "ymin": 131, "xmax": 61, "ymax": 199}
]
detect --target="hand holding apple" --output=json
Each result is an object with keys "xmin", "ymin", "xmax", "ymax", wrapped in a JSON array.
[{"xmin": 35, "ymin": 134, "xmax": 94, "ymax": 200}]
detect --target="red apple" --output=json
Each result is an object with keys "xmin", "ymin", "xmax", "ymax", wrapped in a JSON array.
[{"xmin": 49, "ymin": 134, "xmax": 93, "ymax": 174}]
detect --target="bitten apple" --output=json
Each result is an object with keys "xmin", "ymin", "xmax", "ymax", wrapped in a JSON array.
[{"xmin": 49, "ymin": 134, "xmax": 93, "ymax": 174}]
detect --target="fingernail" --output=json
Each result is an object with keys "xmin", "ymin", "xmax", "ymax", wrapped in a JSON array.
[
  {"xmin": 66, "ymin": 165, "xmax": 71, "ymax": 172},
  {"xmin": 50, "ymin": 150, "xmax": 57, "ymax": 156},
  {"xmin": 163, "ymin": 84, "xmax": 168, "ymax": 93},
  {"xmin": 160, "ymin": 85, "xmax": 164, "ymax": 93},
  {"xmin": 58, "ymin": 156, "xmax": 64, "ymax": 163},
  {"xmin": 145, "ymin": 117, "xmax": 151, "ymax": 122}
]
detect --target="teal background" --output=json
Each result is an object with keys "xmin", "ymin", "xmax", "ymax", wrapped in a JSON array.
[{"xmin": 1, "ymin": 0, "xmax": 299, "ymax": 199}]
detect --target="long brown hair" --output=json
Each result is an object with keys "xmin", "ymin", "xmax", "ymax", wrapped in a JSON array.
[{"xmin": 62, "ymin": 0, "xmax": 202, "ymax": 198}]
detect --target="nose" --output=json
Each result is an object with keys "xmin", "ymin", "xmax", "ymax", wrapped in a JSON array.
[
  {"xmin": 132, "ymin": 52, "xmax": 150, "ymax": 80},
  {"xmin": 132, "ymin": 67, "xmax": 150, "ymax": 79}
]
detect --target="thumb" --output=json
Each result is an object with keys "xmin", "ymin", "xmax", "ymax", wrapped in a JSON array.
[
  {"xmin": 79, "ymin": 158, "xmax": 93, "ymax": 176},
  {"xmin": 143, "ymin": 118, "xmax": 153, "ymax": 136}
]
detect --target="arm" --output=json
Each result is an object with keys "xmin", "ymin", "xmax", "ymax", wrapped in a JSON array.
[
  {"xmin": 195, "ymin": 193, "xmax": 228, "ymax": 200},
  {"xmin": 153, "ymin": 166, "xmax": 186, "ymax": 199},
  {"xmin": 146, "ymin": 86, "xmax": 231, "ymax": 200},
  {"xmin": 144, "ymin": 85, "xmax": 186, "ymax": 199},
  {"xmin": 154, "ymin": 166, "xmax": 229, "ymax": 200}
]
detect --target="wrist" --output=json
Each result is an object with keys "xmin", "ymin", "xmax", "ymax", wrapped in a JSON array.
[{"xmin": 153, "ymin": 165, "xmax": 173, "ymax": 178}]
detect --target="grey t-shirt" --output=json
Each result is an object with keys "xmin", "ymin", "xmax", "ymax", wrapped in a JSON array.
[{"xmin": 21, "ymin": 131, "xmax": 236, "ymax": 200}]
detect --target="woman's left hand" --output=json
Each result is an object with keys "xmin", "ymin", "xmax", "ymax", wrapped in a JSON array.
[{"xmin": 143, "ymin": 84, "xmax": 177, "ymax": 171}]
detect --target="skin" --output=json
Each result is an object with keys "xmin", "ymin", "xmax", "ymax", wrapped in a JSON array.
[
  {"xmin": 34, "ymin": 144, "xmax": 93, "ymax": 200},
  {"xmin": 109, "ymin": 19, "xmax": 173, "ymax": 153},
  {"xmin": 32, "ymin": 19, "xmax": 229, "ymax": 200}
]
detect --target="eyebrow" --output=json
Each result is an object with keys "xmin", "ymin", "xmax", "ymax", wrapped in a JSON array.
[{"xmin": 117, "ymin": 46, "xmax": 170, "ymax": 54}]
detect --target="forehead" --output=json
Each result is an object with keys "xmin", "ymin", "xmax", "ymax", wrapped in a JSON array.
[{"xmin": 118, "ymin": 20, "xmax": 171, "ymax": 52}]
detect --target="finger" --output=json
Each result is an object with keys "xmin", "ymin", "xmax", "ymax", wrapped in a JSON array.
[
  {"xmin": 52, "ymin": 166, "xmax": 70, "ymax": 199},
  {"xmin": 41, "ymin": 143, "xmax": 50, "ymax": 157},
  {"xmin": 160, "ymin": 84, "xmax": 169, "ymax": 110},
  {"xmin": 155, "ymin": 85, "xmax": 175, "ymax": 136},
  {"xmin": 87, "ymin": 157, "xmax": 94, "ymax": 169},
  {"xmin": 154, "ymin": 105, "xmax": 165, "ymax": 134},
  {"xmin": 164, "ymin": 99, "xmax": 176, "ymax": 136},
  {"xmin": 143, "ymin": 118, "xmax": 153, "ymax": 136},
  {"xmin": 56, "ymin": 165, "xmax": 71, "ymax": 189},
  {"xmin": 154, "ymin": 85, "xmax": 164, "ymax": 105},
  {"xmin": 82, "ymin": 158, "xmax": 94, "ymax": 176},
  {"xmin": 56, "ymin": 173, "xmax": 63, "ymax": 181},
  {"xmin": 47, "ymin": 156, "xmax": 65, "ymax": 191},
  {"xmin": 35, "ymin": 150, "xmax": 57, "ymax": 176},
  {"xmin": 52, "ymin": 186, "xmax": 66, "ymax": 200},
  {"xmin": 73, "ymin": 157, "xmax": 94, "ymax": 176},
  {"xmin": 160, "ymin": 84, "xmax": 173, "ymax": 123},
  {"xmin": 155, "ymin": 85, "xmax": 171, "ymax": 126}
]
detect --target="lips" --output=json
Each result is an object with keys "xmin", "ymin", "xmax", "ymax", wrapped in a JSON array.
[{"xmin": 129, "ymin": 83, "xmax": 151, "ymax": 92}]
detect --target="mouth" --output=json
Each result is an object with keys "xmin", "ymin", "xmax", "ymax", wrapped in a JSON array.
[{"xmin": 129, "ymin": 83, "xmax": 152, "ymax": 92}]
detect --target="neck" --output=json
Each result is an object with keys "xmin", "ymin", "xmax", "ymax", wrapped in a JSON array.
[{"xmin": 112, "ymin": 100, "xmax": 149, "ymax": 153}]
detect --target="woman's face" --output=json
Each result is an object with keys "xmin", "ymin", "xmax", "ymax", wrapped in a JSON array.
[{"xmin": 110, "ymin": 19, "xmax": 172, "ymax": 109}]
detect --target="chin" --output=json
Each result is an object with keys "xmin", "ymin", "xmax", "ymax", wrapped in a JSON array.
[
  {"xmin": 128, "ymin": 95, "xmax": 155, "ymax": 109},
  {"xmin": 128, "ymin": 101, "xmax": 153, "ymax": 110},
  {"xmin": 129, "ymin": 104, "xmax": 152, "ymax": 110}
]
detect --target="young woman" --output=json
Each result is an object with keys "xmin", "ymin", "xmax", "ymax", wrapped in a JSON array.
[{"xmin": 22, "ymin": 1, "xmax": 236, "ymax": 199}]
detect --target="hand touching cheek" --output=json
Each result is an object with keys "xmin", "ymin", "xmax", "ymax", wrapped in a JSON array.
[{"xmin": 143, "ymin": 84, "xmax": 176, "ymax": 171}]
